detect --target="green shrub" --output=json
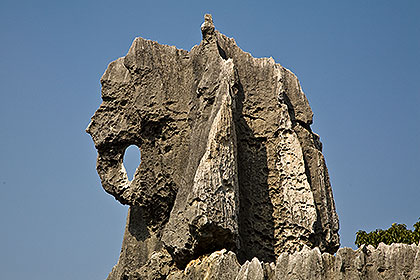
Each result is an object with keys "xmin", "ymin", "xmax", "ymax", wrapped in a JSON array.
[{"xmin": 355, "ymin": 219, "xmax": 420, "ymax": 248}]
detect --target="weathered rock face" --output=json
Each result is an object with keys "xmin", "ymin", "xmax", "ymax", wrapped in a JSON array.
[
  {"xmin": 165, "ymin": 244, "xmax": 420, "ymax": 280},
  {"xmin": 87, "ymin": 14, "xmax": 341, "ymax": 279}
]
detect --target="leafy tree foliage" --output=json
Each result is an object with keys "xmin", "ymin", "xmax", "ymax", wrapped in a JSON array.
[{"xmin": 355, "ymin": 219, "xmax": 420, "ymax": 248}]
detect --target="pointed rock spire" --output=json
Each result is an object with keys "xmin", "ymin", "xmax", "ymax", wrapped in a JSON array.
[{"xmin": 201, "ymin": 14, "xmax": 215, "ymax": 40}]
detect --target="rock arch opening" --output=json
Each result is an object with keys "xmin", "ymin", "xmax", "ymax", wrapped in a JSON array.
[{"xmin": 123, "ymin": 145, "xmax": 141, "ymax": 181}]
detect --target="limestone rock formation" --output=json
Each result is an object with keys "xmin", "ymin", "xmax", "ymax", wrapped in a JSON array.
[
  {"xmin": 87, "ymin": 14, "xmax": 341, "ymax": 279},
  {"xmin": 163, "ymin": 244, "xmax": 420, "ymax": 280}
]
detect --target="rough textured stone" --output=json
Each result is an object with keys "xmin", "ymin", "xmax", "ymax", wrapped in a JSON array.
[
  {"xmin": 109, "ymin": 245, "xmax": 420, "ymax": 280},
  {"xmin": 235, "ymin": 258, "xmax": 264, "ymax": 280},
  {"xmin": 168, "ymin": 244, "xmax": 420, "ymax": 280},
  {"xmin": 167, "ymin": 249, "xmax": 241, "ymax": 280},
  {"xmin": 87, "ymin": 14, "xmax": 342, "ymax": 279}
]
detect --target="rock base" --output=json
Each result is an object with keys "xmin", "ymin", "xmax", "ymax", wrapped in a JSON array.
[{"xmin": 163, "ymin": 243, "xmax": 420, "ymax": 280}]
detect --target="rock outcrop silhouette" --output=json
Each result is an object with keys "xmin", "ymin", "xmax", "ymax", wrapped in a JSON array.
[{"xmin": 87, "ymin": 14, "xmax": 343, "ymax": 279}]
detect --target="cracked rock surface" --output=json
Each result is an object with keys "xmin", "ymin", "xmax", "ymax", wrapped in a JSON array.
[{"xmin": 87, "ymin": 14, "xmax": 342, "ymax": 279}]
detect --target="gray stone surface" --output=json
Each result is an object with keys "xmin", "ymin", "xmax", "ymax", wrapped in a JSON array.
[
  {"xmin": 165, "ymin": 244, "xmax": 420, "ymax": 280},
  {"xmin": 87, "ymin": 14, "xmax": 344, "ymax": 279},
  {"xmin": 235, "ymin": 258, "xmax": 264, "ymax": 280},
  {"xmin": 109, "ymin": 245, "xmax": 420, "ymax": 280},
  {"xmin": 167, "ymin": 249, "xmax": 241, "ymax": 280}
]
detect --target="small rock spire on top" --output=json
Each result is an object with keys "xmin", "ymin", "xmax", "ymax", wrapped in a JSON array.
[{"xmin": 201, "ymin": 14, "xmax": 215, "ymax": 40}]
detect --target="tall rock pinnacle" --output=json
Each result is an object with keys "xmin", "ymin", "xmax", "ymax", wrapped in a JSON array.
[
  {"xmin": 201, "ymin": 14, "xmax": 215, "ymax": 39},
  {"xmin": 87, "ymin": 14, "xmax": 340, "ymax": 279}
]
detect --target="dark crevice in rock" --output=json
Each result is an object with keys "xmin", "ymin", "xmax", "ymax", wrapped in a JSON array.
[
  {"xmin": 127, "ymin": 206, "xmax": 152, "ymax": 242},
  {"xmin": 234, "ymin": 78, "xmax": 275, "ymax": 264},
  {"xmin": 217, "ymin": 42, "xmax": 228, "ymax": 60}
]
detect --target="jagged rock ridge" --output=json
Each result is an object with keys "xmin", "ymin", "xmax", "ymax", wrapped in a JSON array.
[
  {"xmin": 87, "ymin": 14, "xmax": 340, "ymax": 279},
  {"xmin": 168, "ymin": 244, "xmax": 420, "ymax": 280}
]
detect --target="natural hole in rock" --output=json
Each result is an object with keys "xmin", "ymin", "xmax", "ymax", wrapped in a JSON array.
[{"xmin": 123, "ymin": 145, "xmax": 141, "ymax": 181}]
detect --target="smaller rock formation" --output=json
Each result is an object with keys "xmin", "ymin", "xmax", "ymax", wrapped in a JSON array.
[{"xmin": 167, "ymin": 244, "xmax": 420, "ymax": 280}]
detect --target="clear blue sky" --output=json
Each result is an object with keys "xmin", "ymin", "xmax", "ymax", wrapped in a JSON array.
[{"xmin": 1, "ymin": 1, "xmax": 419, "ymax": 279}]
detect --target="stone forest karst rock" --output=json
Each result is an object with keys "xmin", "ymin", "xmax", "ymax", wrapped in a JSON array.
[{"xmin": 86, "ymin": 14, "xmax": 420, "ymax": 280}]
